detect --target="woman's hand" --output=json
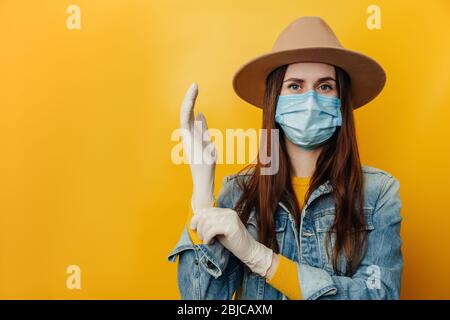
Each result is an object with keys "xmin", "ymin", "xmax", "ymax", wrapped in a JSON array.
[
  {"xmin": 180, "ymin": 82, "xmax": 217, "ymax": 211},
  {"xmin": 190, "ymin": 207, "xmax": 274, "ymax": 278}
]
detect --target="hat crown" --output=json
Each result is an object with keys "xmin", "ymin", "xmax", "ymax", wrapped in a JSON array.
[{"xmin": 272, "ymin": 16, "xmax": 343, "ymax": 52}]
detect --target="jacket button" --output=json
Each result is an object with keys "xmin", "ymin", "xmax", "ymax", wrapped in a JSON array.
[{"xmin": 194, "ymin": 259, "xmax": 199, "ymax": 265}]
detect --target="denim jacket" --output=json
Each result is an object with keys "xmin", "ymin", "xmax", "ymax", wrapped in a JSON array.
[{"xmin": 167, "ymin": 164, "xmax": 403, "ymax": 300}]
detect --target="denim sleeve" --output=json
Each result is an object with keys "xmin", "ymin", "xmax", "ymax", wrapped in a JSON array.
[
  {"xmin": 167, "ymin": 175, "xmax": 244, "ymax": 299},
  {"xmin": 310, "ymin": 174, "xmax": 403, "ymax": 300}
]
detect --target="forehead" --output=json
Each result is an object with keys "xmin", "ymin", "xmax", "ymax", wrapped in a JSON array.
[{"xmin": 284, "ymin": 62, "xmax": 336, "ymax": 80}]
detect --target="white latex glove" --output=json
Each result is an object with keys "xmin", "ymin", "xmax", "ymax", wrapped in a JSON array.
[
  {"xmin": 190, "ymin": 207, "xmax": 274, "ymax": 278},
  {"xmin": 180, "ymin": 82, "xmax": 217, "ymax": 211}
]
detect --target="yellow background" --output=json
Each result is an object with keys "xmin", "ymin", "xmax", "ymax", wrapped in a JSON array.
[{"xmin": 0, "ymin": 0, "xmax": 449, "ymax": 299}]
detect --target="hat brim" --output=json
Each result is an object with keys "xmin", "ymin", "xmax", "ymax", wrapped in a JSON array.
[{"xmin": 232, "ymin": 47, "xmax": 386, "ymax": 109}]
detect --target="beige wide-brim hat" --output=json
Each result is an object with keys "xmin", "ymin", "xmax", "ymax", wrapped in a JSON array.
[{"xmin": 232, "ymin": 16, "xmax": 386, "ymax": 109}]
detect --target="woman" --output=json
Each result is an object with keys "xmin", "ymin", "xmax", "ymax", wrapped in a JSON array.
[{"xmin": 167, "ymin": 16, "xmax": 403, "ymax": 300}]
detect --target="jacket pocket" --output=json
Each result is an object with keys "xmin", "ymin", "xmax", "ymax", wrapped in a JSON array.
[{"xmin": 314, "ymin": 207, "xmax": 374, "ymax": 275}]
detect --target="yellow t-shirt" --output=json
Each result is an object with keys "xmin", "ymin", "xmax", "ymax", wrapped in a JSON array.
[
  {"xmin": 291, "ymin": 175, "xmax": 311, "ymax": 210},
  {"xmin": 185, "ymin": 175, "xmax": 311, "ymax": 300},
  {"xmin": 265, "ymin": 175, "xmax": 310, "ymax": 300}
]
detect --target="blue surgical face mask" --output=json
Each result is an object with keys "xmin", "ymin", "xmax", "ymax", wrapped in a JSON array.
[{"xmin": 275, "ymin": 90, "xmax": 342, "ymax": 151}]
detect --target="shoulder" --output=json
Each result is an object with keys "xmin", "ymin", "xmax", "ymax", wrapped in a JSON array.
[
  {"xmin": 361, "ymin": 164, "xmax": 402, "ymax": 223},
  {"xmin": 361, "ymin": 164, "xmax": 400, "ymax": 196},
  {"xmin": 362, "ymin": 164, "xmax": 395, "ymax": 178}
]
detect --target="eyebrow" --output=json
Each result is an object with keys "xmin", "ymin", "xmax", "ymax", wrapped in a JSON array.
[{"xmin": 283, "ymin": 77, "xmax": 336, "ymax": 84}]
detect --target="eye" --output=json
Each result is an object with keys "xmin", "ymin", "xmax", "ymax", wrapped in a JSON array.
[
  {"xmin": 317, "ymin": 83, "xmax": 333, "ymax": 92},
  {"xmin": 287, "ymin": 83, "xmax": 301, "ymax": 91}
]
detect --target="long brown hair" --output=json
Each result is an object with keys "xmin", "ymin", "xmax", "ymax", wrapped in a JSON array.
[{"xmin": 234, "ymin": 63, "xmax": 367, "ymax": 276}]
